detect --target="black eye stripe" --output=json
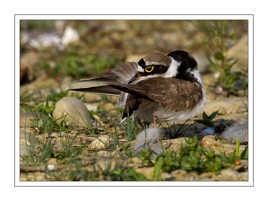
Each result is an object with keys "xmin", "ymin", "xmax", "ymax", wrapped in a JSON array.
[{"xmin": 143, "ymin": 65, "xmax": 167, "ymax": 74}]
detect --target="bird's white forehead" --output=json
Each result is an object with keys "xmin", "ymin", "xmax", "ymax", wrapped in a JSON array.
[{"xmin": 137, "ymin": 65, "xmax": 144, "ymax": 72}]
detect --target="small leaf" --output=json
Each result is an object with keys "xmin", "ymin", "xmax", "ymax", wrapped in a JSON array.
[
  {"xmin": 240, "ymin": 146, "xmax": 248, "ymax": 160},
  {"xmin": 214, "ymin": 52, "xmax": 225, "ymax": 61},
  {"xmin": 235, "ymin": 138, "xmax": 241, "ymax": 158},
  {"xmin": 202, "ymin": 112, "xmax": 209, "ymax": 120},
  {"xmin": 153, "ymin": 157, "xmax": 163, "ymax": 181},
  {"xmin": 228, "ymin": 58, "xmax": 239, "ymax": 68},
  {"xmin": 208, "ymin": 111, "xmax": 218, "ymax": 120},
  {"xmin": 206, "ymin": 55, "xmax": 220, "ymax": 71}
]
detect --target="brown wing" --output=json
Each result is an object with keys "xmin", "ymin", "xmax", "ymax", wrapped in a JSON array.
[
  {"xmin": 120, "ymin": 78, "xmax": 203, "ymax": 118},
  {"xmin": 137, "ymin": 78, "xmax": 203, "ymax": 112}
]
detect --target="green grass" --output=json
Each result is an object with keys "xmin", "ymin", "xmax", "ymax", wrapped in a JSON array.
[
  {"xmin": 20, "ymin": 20, "xmax": 56, "ymax": 31},
  {"xmin": 196, "ymin": 20, "xmax": 248, "ymax": 96},
  {"xmin": 137, "ymin": 136, "xmax": 248, "ymax": 180},
  {"xmin": 40, "ymin": 51, "xmax": 122, "ymax": 79},
  {"xmin": 20, "ymin": 89, "xmax": 248, "ymax": 181}
]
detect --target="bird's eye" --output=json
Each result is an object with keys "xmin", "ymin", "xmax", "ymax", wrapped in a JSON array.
[{"xmin": 145, "ymin": 65, "xmax": 154, "ymax": 73}]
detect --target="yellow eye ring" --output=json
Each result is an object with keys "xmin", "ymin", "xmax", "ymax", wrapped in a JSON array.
[{"xmin": 145, "ymin": 66, "xmax": 154, "ymax": 73}]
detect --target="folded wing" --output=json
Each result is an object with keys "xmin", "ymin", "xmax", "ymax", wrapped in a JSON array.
[{"xmin": 69, "ymin": 62, "xmax": 139, "ymax": 105}]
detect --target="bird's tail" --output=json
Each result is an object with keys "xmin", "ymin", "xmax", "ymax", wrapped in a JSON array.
[{"xmin": 68, "ymin": 77, "xmax": 123, "ymax": 95}]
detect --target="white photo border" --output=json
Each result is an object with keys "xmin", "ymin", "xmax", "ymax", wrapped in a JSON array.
[{"xmin": 14, "ymin": 14, "xmax": 254, "ymax": 187}]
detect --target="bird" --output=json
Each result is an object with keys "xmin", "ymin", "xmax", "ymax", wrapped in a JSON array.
[{"xmin": 69, "ymin": 50, "xmax": 206, "ymax": 127}]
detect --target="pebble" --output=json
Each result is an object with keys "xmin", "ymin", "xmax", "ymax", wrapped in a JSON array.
[
  {"xmin": 201, "ymin": 127, "xmax": 215, "ymax": 135},
  {"xmin": 47, "ymin": 158, "xmax": 57, "ymax": 170},
  {"xmin": 47, "ymin": 164, "xmax": 56, "ymax": 171},
  {"xmin": 135, "ymin": 167, "xmax": 154, "ymax": 179},
  {"xmin": 85, "ymin": 103, "xmax": 98, "ymax": 112},
  {"xmin": 220, "ymin": 121, "xmax": 248, "ymax": 144},
  {"xmin": 103, "ymin": 103, "xmax": 115, "ymax": 111},
  {"xmin": 217, "ymin": 169, "xmax": 240, "ymax": 181},
  {"xmin": 61, "ymin": 26, "xmax": 80, "ymax": 47},
  {"xmin": 53, "ymin": 97, "xmax": 92, "ymax": 127},
  {"xmin": 69, "ymin": 91, "xmax": 101, "ymax": 102},
  {"xmin": 88, "ymin": 135, "xmax": 111, "ymax": 150}
]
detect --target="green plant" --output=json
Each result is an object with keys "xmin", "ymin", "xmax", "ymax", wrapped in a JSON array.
[
  {"xmin": 197, "ymin": 20, "xmax": 248, "ymax": 95},
  {"xmin": 137, "ymin": 148, "xmax": 155, "ymax": 167},
  {"xmin": 120, "ymin": 115, "xmax": 139, "ymax": 141},
  {"xmin": 40, "ymin": 53, "xmax": 121, "ymax": 79},
  {"xmin": 20, "ymin": 20, "xmax": 56, "ymax": 31},
  {"xmin": 195, "ymin": 111, "xmax": 218, "ymax": 126},
  {"xmin": 22, "ymin": 135, "xmax": 55, "ymax": 164},
  {"xmin": 152, "ymin": 136, "xmax": 248, "ymax": 176},
  {"xmin": 55, "ymin": 134, "xmax": 86, "ymax": 160},
  {"xmin": 104, "ymin": 166, "xmax": 148, "ymax": 181}
]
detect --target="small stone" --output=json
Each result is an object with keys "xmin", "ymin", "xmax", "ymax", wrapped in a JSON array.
[
  {"xmin": 88, "ymin": 135, "xmax": 111, "ymax": 150},
  {"xmin": 162, "ymin": 137, "xmax": 188, "ymax": 152},
  {"xmin": 202, "ymin": 135, "xmax": 221, "ymax": 146},
  {"xmin": 135, "ymin": 167, "xmax": 154, "ymax": 179},
  {"xmin": 215, "ymin": 86, "xmax": 224, "ymax": 94},
  {"xmin": 220, "ymin": 121, "xmax": 248, "ymax": 144},
  {"xmin": 201, "ymin": 127, "xmax": 215, "ymax": 135},
  {"xmin": 171, "ymin": 170, "xmax": 198, "ymax": 181},
  {"xmin": 85, "ymin": 103, "xmax": 98, "ymax": 112},
  {"xmin": 103, "ymin": 103, "xmax": 115, "ymax": 111},
  {"xmin": 97, "ymin": 151, "xmax": 111, "ymax": 157},
  {"xmin": 53, "ymin": 97, "xmax": 92, "ymax": 127},
  {"xmin": 84, "ymin": 93, "xmax": 102, "ymax": 102},
  {"xmin": 131, "ymin": 157, "xmax": 143, "ymax": 167},
  {"xmin": 61, "ymin": 26, "xmax": 80, "ymax": 47},
  {"xmin": 47, "ymin": 158, "xmax": 57, "ymax": 170},
  {"xmin": 213, "ymin": 72, "xmax": 221, "ymax": 79},
  {"xmin": 35, "ymin": 172, "xmax": 46, "ymax": 181},
  {"xmin": 217, "ymin": 169, "xmax": 240, "ymax": 181},
  {"xmin": 47, "ymin": 164, "xmax": 55, "ymax": 171},
  {"xmin": 47, "ymin": 158, "xmax": 57, "ymax": 165}
]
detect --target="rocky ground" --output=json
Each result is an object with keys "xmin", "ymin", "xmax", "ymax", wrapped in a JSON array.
[{"xmin": 19, "ymin": 20, "xmax": 248, "ymax": 181}]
